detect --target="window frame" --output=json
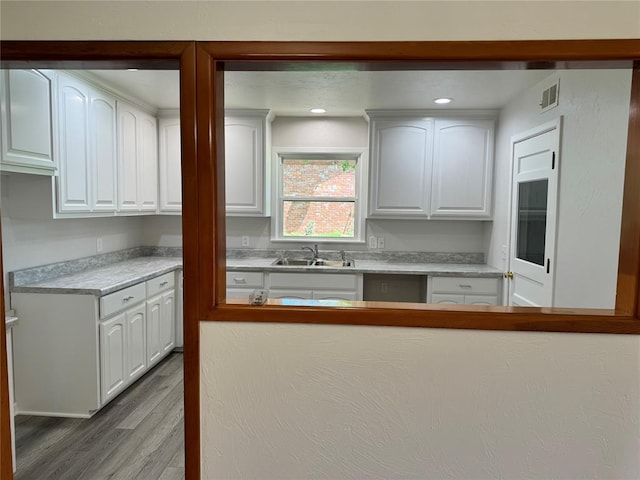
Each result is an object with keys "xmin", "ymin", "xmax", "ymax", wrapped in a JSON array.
[{"xmin": 271, "ymin": 147, "xmax": 368, "ymax": 243}]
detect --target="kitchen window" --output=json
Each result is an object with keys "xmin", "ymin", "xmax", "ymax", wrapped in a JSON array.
[{"xmin": 273, "ymin": 148, "xmax": 367, "ymax": 243}]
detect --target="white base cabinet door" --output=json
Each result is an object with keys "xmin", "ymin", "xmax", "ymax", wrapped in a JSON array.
[
  {"xmin": 428, "ymin": 276, "xmax": 501, "ymax": 306},
  {"xmin": 160, "ymin": 290, "xmax": 176, "ymax": 355},
  {"xmin": 146, "ymin": 296, "xmax": 163, "ymax": 367},
  {"xmin": 313, "ymin": 291, "xmax": 359, "ymax": 301},
  {"xmin": 100, "ymin": 302, "xmax": 147, "ymax": 405},
  {"xmin": 126, "ymin": 303, "xmax": 147, "ymax": 382},
  {"xmin": 269, "ymin": 289, "xmax": 314, "ymax": 300},
  {"xmin": 267, "ymin": 273, "xmax": 363, "ymax": 301},
  {"xmin": 0, "ymin": 69, "xmax": 56, "ymax": 175},
  {"xmin": 99, "ymin": 313, "xmax": 127, "ymax": 405}
]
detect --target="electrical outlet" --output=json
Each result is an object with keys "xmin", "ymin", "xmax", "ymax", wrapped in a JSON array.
[
  {"xmin": 241, "ymin": 235, "xmax": 250, "ymax": 247},
  {"xmin": 381, "ymin": 282, "xmax": 388, "ymax": 294},
  {"xmin": 377, "ymin": 237, "xmax": 385, "ymax": 249},
  {"xmin": 369, "ymin": 235, "xmax": 377, "ymax": 249},
  {"xmin": 96, "ymin": 237, "xmax": 103, "ymax": 253}
]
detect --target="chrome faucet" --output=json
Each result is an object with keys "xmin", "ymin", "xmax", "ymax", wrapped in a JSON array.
[{"xmin": 302, "ymin": 244, "xmax": 319, "ymax": 260}]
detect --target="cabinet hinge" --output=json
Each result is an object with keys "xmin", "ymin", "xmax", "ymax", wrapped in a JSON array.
[
  {"xmin": 546, "ymin": 258, "xmax": 551, "ymax": 274},
  {"xmin": 552, "ymin": 151, "xmax": 556, "ymax": 170}
]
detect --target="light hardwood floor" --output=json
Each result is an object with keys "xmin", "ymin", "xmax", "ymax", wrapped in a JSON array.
[{"xmin": 14, "ymin": 353, "xmax": 184, "ymax": 480}]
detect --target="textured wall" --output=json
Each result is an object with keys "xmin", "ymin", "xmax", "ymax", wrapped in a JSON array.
[
  {"xmin": 201, "ymin": 322, "xmax": 640, "ymax": 479},
  {"xmin": 2, "ymin": 1, "xmax": 639, "ymax": 41}
]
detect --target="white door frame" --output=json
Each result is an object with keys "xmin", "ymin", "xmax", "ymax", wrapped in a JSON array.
[{"xmin": 505, "ymin": 117, "xmax": 562, "ymax": 306}]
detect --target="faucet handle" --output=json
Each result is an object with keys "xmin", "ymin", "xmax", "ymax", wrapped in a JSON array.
[{"xmin": 339, "ymin": 250, "xmax": 346, "ymax": 261}]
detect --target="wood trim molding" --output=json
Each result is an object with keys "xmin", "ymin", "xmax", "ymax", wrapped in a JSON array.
[
  {"xmin": 1, "ymin": 214, "xmax": 12, "ymax": 480},
  {"xmin": 196, "ymin": 40, "xmax": 640, "ymax": 334},
  {"xmin": 199, "ymin": 39, "xmax": 640, "ymax": 62},
  {"xmin": 179, "ymin": 43, "xmax": 200, "ymax": 480},
  {"xmin": 616, "ymin": 64, "xmax": 640, "ymax": 316}
]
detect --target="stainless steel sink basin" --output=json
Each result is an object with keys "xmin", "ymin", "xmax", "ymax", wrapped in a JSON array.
[
  {"xmin": 271, "ymin": 258, "xmax": 355, "ymax": 267},
  {"xmin": 271, "ymin": 258, "xmax": 315, "ymax": 266}
]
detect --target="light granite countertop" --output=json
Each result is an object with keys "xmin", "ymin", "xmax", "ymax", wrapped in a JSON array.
[
  {"xmin": 11, "ymin": 257, "xmax": 183, "ymax": 296},
  {"xmin": 10, "ymin": 254, "xmax": 502, "ymax": 297},
  {"xmin": 226, "ymin": 258, "xmax": 503, "ymax": 277}
]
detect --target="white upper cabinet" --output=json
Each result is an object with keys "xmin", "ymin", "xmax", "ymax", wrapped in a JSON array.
[
  {"xmin": 57, "ymin": 73, "xmax": 91, "ymax": 212},
  {"xmin": 367, "ymin": 111, "xmax": 495, "ymax": 220},
  {"xmin": 430, "ymin": 118, "xmax": 495, "ymax": 218},
  {"xmin": 367, "ymin": 114, "xmax": 433, "ymax": 218},
  {"xmin": 225, "ymin": 109, "xmax": 270, "ymax": 216},
  {"xmin": 117, "ymin": 104, "xmax": 139, "ymax": 211},
  {"xmin": 0, "ymin": 69, "xmax": 56, "ymax": 175},
  {"xmin": 117, "ymin": 101, "xmax": 158, "ymax": 213},
  {"xmin": 158, "ymin": 115, "xmax": 182, "ymax": 213},
  {"xmin": 90, "ymin": 91, "xmax": 118, "ymax": 211},
  {"xmin": 56, "ymin": 72, "xmax": 118, "ymax": 214}
]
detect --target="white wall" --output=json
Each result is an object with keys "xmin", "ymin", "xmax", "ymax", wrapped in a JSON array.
[
  {"xmin": 1, "ymin": 174, "xmax": 143, "ymax": 306},
  {"xmin": 486, "ymin": 70, "xmax": 632, "ymax": 308},
  {"xmin": 3, "ymin": 2, "xmax": 640, "ymax": 480},
  {"xmin": 202, "ymin": 322, "xmax": 640, "ymax": 480},
  {"xmin": 141, "ymin": 215, "xmax": 183, "ymax": 248}
]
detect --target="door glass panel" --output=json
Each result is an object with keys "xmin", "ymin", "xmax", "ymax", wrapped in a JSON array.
[{"xmin": 517, "ymin": 179, "xmax": 548, "ymax": 266}]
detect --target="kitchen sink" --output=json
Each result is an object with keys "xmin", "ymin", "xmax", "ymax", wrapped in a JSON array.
[
  {"xmin": 271, "ymin": 258, "xmax": 355, "ymax": 267},
  {"xmin": 271, "ymin": 258, "xmax": 315, "ymax": 266}
]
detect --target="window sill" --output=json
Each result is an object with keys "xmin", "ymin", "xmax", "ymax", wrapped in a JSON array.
[{"xmin": 270, "ymin": 237, "xmax": 367, "ymax": 244}]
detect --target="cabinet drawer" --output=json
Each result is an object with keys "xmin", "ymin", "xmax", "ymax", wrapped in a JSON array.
[
  {"xmin": 226, "ymin": 271, "xmax": 264, "ymax": 288},
  {"xmin": 100, "ymin": 283, "xmax": 146, "ymax": 319},
  {"xmin": 431, "ymin": 276, "xmax": 499, "ymax": 295},
  {"xmin": 146, "ymin": 272, "xmax": 175, "ymax": 297},
  {"xmin": 269, "ymin": 273, "xmax": 358, "ymax": 290}
]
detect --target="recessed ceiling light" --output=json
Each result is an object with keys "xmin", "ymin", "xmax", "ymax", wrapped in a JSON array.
[
  {"xmin": 434, "ymin": 98, "xmax": 453, "ymax": 104},
  {"xmin": 127, "ymin": 68, "xmax": 139, "ymax": 72},
  {"xmin": 310, "ymin": 108, "xmax": 327, "ymax": 114}
]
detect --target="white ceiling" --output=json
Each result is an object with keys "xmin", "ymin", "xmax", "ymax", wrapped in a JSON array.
[{"xmin": 87, "ymin": 69, "xmax": 551, "ymax": 115}]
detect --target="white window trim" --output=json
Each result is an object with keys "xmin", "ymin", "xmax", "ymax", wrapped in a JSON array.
[{"xmin": 271, "ymin": 147, "xmax": 368, "ymax": 243}]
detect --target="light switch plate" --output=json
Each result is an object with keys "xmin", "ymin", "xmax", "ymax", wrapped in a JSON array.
[
  {"xmin": 377, "ymin": 237, "xmax": 385, "ymax": 249},
  {"xmin": 241, "ymin": 236, "xmax": 250, "ymax": 247},
  {"xmin": 368, "ymin": 236, "xmax": 377, "ymax": 249}
]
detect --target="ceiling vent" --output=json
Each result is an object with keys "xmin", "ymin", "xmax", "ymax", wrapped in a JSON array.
[{"xmin": 540, "ymin": 78, "xmax": 560, "ymax": 112}]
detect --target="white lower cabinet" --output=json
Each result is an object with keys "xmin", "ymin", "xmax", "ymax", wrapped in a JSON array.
[
  {"xmin": 225, "ymin": 271, "xmax": 363, "ymax": 301},
  {"xmin": 226, "ymin": 271, "xmax": 265, "ymax": 300},
  {"xmin": 313, "ymin": 290, "xmax": 359, "ymax": 301},
  {"xmin": 268, "ymin": 273, "xmax": 363, "ymax": 301},
  {"xmin": 146, "ymin": 290, "xmax": 175, "ymax": 365},
  {"xmin": 99, "ymin": 312, "xmax": 128, "ymax": 404},
  {"xmin": 269, "ymin": 289, "xmax": 314, "ymax": 300},
  {"xmin": 126, "ymin": 303, "xmax": 147, "ymax": 381},
  {"xmin": 11, "ymin": 270, "xmax": 179, "ymax": 418},
  {"xmin": 146, "ymin": 296, "xmax": 163, "ymax": 366},
  {"xmin": 427, "ymin": 276, "xmax": 500, "ymax": 306}
]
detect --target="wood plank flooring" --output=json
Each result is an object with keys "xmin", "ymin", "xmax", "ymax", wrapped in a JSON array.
[{"xmin": 14, "ymin": 353, "xmax": 184, "ymax": 480}]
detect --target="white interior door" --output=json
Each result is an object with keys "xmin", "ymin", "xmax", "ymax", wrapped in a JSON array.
[{"xmin": 507, "ymin": 119, "xmax": 561, "ymax": 307}]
